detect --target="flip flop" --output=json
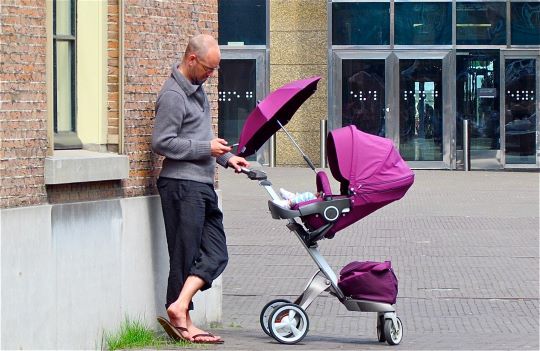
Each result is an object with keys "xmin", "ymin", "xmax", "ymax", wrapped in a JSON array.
[
  {"xmin": 156, "ymin": 316, "xmax": 190, "ymax": 342},
  {"xmin": 192, "ymin": 333, "xmax": 225, "ymax": 344}
]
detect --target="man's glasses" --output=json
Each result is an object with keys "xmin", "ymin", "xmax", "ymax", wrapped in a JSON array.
[{"xmin": 196, "ymin": 56, "xmax": 219, "ymax": 73}]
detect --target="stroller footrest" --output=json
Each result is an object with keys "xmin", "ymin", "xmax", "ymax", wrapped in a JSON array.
[{"xmin": 268, "ymin": 200, "xmax": 301, "ymax": 219}]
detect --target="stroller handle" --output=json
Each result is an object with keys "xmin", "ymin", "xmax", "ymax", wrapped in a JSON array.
[{"xmin": 240, "ymin": 167, "xmax": 268, "ymax": 181}]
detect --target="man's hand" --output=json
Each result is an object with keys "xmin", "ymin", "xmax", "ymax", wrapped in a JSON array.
[
  {"xmin": 211, "ymin": 138, "xmax": 232, "ymax": 157},
  {"xmin": 228, "ymin": 156, "xmax": 250, "ymax": 172}
]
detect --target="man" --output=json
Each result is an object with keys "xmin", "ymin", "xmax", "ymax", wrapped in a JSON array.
[{"xmin": 152, "ymin": 34, "xmax": 249, "ymax": 344}]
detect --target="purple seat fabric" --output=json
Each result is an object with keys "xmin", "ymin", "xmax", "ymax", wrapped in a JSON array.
[
  {"xmin": 301, "ymin": 126, "xmax": 414, "ymax": 238},
  {"xmin": 316, "ymin": 170, "xmax": 333, "ymax": 197}
]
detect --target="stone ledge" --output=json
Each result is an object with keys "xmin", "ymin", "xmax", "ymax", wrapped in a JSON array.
[{"xmin": 45, "ymin": 150, "xmax": 129, "ymax": 184}]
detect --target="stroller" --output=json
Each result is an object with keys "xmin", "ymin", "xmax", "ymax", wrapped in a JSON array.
[{"xmin": 235, "ymin": 77, "xmax": 414, "ymax": 345}]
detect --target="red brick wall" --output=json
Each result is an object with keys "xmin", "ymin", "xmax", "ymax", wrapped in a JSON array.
[
  {"xmin": 107, "ymin": 0, "xmax": 120, "ymax": 150},
  {"xmin": 0, "ymin": 0, "xmax": 48, "ymax": 208},
  {"xmin": 0, "ymin": 0, "xmax": 219, "ymax": 208},
  {"xmin": 122, "ymin": 0, "xmax": 219, "ymax": 197}
]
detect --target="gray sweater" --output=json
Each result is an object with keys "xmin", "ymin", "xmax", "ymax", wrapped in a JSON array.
[{"xmin": 152, "ymin": 64, "xmax": 232, "ymax": 184}]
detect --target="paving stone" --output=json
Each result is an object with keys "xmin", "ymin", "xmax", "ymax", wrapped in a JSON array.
[{"xmin": 213, "ymin": 168, "xmax": 539, "ymax": 350}]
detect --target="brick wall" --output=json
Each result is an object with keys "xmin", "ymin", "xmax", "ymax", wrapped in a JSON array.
[
  {"xmin": 0, "ymin": 0, "xmax": 48, "ymax": 208},
  {"xmin": 47, "ymin": 0, "xmax": 123, "ymax": 205},
  {"xmin": 122, "ymin": 0, "xmax": 219, "ymax": 197},
  {"xmin": 1, "ymin": 0, "xmax": 219, "ymax": 208},
  {"xmin": 107, "ymin": 0, "xmax": 120, "ymax": 150}
]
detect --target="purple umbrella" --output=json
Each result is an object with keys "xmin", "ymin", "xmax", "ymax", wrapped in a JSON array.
[{"xmin": 236, "ymin": 76, "xmax": 321, "ymax": 158}]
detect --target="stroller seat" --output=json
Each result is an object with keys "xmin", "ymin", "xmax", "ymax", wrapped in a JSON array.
[
  {"xmin": 268, "ymin": 126, "xmax": 415, "ymax": 242},
  {"xmin": 268, "ymin": 170, "xmax": 352, "ymax": 238}
]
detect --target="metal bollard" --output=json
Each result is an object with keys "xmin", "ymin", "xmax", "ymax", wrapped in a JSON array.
[
  {"xmin": 269, "ymin": 134, "xmax": 276, "ymax": 167},
  {"xmin": 463, "ymin": 119, "xmax": 470, "ymax": 171},
  {"xmin": 320, "ymin": 119, "xmax": 328, "ymax": 168}
]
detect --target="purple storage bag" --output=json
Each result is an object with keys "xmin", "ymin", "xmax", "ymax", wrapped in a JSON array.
[{"xmin": 337, "ymin": 261, "xmax": 398, "ymax": 304}]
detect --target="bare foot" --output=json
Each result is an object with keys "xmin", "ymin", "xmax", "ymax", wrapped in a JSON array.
[
  {"xmin": 166, "ymin": 303, "xmax": 191, "ymax": 341},
  {"xmin": 186, "ymin": 311, "xmax": 223, "ymax": 343}
]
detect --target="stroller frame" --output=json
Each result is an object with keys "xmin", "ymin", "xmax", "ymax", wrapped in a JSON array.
[{"xmin": 241, "ymin": 168, "xmax": 403, "ymax": 345}]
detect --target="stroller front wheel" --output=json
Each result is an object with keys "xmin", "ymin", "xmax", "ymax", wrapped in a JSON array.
[
  {"xmin": 384, "ymin": 316, "xmax": 403, "ymax": 345},
  {"xmin": 259, "ymin": 299, "xmax": 290, "ymax": 336},
  {"xmin": 268, "ymin": 303, "xmax": 309, "ymax": 344}
]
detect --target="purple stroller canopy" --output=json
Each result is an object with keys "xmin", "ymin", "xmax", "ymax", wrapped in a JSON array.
[
  {"xmin": 327, "ymin": 125, "xmax": 414, "ymax": 194},
  {"xmin": 315, "ymin": 125, "xmax": 414, "ymax": 236}
]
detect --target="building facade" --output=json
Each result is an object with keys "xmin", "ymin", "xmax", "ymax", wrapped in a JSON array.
[
  {"xmin": 218, "ymin": 0, "xmax": 539, "ymax": 170},
  {"xmin": 1, "ymin": 1, "xmax": 222, "ymax": 349},
  {"xmin": 1, "ymin": 0, "xmax": 539, "ymax": 348}
]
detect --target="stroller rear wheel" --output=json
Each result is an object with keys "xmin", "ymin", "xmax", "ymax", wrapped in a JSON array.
[
  {"xmin": 259, "ymin": 299, "xmax": 290, "ymax": 336},
  {"xmin": 383, "ymin": 316, "xmax": 403, "ymax": 345},
  {"xmin": 268, "ymin": 303, "xmax": 309, "ymax": 344},
  {"xmin": 376, "ymin": 313, "xmax": 386, "ymax": 342}
]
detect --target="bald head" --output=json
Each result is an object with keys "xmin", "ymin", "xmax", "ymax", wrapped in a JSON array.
[
  {"xmin": 184, "ymin": 34, "xmax": 219, "ymax": 60},
  {"xmin": 179, "ymin": 34, "xmax": 221, "ymax": 85}
]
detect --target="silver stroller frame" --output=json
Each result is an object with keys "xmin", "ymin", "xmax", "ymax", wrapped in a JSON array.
[{"xmin": 240, "ymin": 167, "xmax": 403, "ymax": 346}]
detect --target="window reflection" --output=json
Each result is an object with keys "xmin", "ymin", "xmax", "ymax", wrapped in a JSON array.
[
  {"xmin": 456, "ymin": 50, "xmax": 500, "ymax": 152},
  {"xmin": 218, "ymin": 59, "xmax": 257, "ymax": 159},
  {"xmin": 55, "ymin": 41, "xmax": 73, "ymax": 133},
  {"xmin": 218, "ymin": 0, "xmax": 266, "ymax": 45},
  {"xmin": 332, "ymin": 2, "xmax": 390, "ymax": 45},
  {"xmin": 456, "ymin": 2, "xmax": 506, "ymax": 45},
  {"xmin": 399, "ymin": 59, "xmax": 443, "ymax": 161},
  {"xmin": 395, "ymin": 2, "xmax": 452, "ymax": 45},
  {"xmin": 342, "ymin": 60, "xmax": 385, "ymax": 136},
  {"xmin": 505, "ymin": 59, "xmax": 536, "ymax": 164},
  {"xmin": 511, "ymin": 2, "xmax": 540, "ymax": 45}
]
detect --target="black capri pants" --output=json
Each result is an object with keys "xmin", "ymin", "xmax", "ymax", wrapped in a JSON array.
[{"xmin": 157, "ymin": 177, "xmax": 228, "ymax": 310}]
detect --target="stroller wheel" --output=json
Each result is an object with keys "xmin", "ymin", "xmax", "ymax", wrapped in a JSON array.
[
  {"xmin": 384, "ymin": 316, "xmax": 403, "ymax": 345},
  {"xmin": 259, "ymin": 299, "xmax": 290, "ymax": 336},
  {"xmin": 376, "ymin": 313, "xmax": 386, "ymax": 342},
  {"xmin": 268, "ymin": 303, "xmax": 309, "ymax": 344}
]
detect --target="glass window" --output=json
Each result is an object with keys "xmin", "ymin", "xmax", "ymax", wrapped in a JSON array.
[
  {"xmin": 505, "ymin": 59, "xmax": 536, "ymax": 164},
  {"xmin": 399, "ymin": 59, "xmax": 443, "ymax": 161},
  {"xmin": 342, "ymin": 59, "xmax": 386, "ymax": 136},
  {"xmin": 456, "ymin": 2, "xmax": 506, "ymax": 45},
  {"xmin": 332, "ymin": 2, "xmax": 390, "ymax": 45},
  {"xmin": 511, "ymin": 2, "xmax": 540, "ymax": 45},
  {"xmin": 55, "ymin": 41, "xmax": 73, "ymax": 133},
  {"xmin": 394, "ymin": 2, "xmax": 452, "ymax": 45},
  {"xmin": 218, "ymin": 0, "xmax": 266, "ymax": 45},
  {"xmin": 218, "ymin": 59, "xmax": 257, "ymax": 160},
  {"xmin": 53, "ymin": 0, "xmax": 78, "ymax": 148}
]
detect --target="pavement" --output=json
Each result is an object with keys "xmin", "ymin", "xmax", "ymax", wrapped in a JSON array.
[{"xmin": 186, "ymin": 167, "xmax": 538, "ymax": 350}]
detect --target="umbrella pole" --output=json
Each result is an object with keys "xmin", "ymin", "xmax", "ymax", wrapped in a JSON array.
[{"xmin": 276, "ymin": 120, "xmax": 316, "ymax": 172}]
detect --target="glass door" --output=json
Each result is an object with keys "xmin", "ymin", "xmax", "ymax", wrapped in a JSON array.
[
  {"xmin": 331, "ymin": 51, "xmax": 395, "ymax": 137},
  {"xmin": 399, "ymin": 59, "xmax": 443, "ymax": 162},
  {"xmin": 341, "ymin": 59, "xmax": 386, "ymax": 136},
  {"xmin": 501, "ymin": 51, "xmax": 539, "ymax": 168},
  {"xmin": 394, "ymin": 51, "xmax": 454, "ymax": 168},
  {"xmin": 456, "ymin": 50, "xmax": 502, "ymax": 169},
  {"xmin": 218, "ymin": 49, "xmax": 267, "ymax": 163}
]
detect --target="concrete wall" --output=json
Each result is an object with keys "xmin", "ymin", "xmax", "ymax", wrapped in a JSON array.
[{"xmin": 1, "ymin": 194, "xmax": 222, "ymax": 349}]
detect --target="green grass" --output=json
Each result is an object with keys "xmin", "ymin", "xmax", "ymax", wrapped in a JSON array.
[{"xmin": 103, "ymin": 316, "xmax": 191, "ymax": 350}]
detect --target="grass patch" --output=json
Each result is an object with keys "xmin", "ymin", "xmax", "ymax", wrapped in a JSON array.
[{"xmin": 103, "ymin": 316, "xmax": 191, "ymax": 350}]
